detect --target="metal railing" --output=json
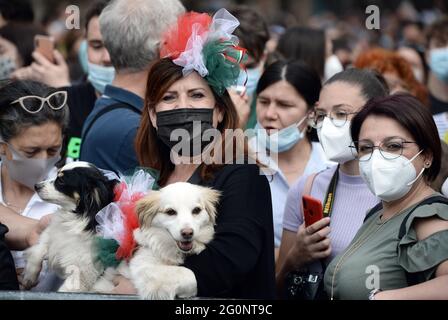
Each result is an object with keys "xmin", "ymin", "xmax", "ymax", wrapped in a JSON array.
[{"xmin": 0, "ymin": 291, "xmax": 140, "ymax": 300}]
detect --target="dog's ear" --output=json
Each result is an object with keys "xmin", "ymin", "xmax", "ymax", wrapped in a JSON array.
[
  {"xmin": 200, "ymin": 187, "xmax": 220, "ymax": 225},
  {"xmin": 76, "ymin": 177, "xmax": 117, "ymax": 226},
  {"xmin": 135, "ymin": 191, "xmax": 161, "ymax": 227},
  {"xmin": 87, "ymin": 178, "xmax": 117, "ymax": 212}
]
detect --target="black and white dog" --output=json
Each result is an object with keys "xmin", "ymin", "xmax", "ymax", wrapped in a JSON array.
[{"xmin": 22, "ymin": 161, "xmax": 118, "ymax": 292}]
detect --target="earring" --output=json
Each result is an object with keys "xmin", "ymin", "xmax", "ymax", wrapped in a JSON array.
[{"xmin": 425, "ymin": 162, "xmax": 431, "ymax": 168}]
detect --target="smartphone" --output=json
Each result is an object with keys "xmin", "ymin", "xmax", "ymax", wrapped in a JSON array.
[
  {"xmin": 34, "ymin": 35, "xmax": 55, "ymax": 63},
  {"xmin": 302, "ymin": 195, "xmax": 324, "ymax": 227}
]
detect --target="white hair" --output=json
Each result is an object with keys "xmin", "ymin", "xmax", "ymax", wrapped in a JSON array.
[{"xmin": 99, "ymin": 0, "xmax": 185, "ymax": 72}]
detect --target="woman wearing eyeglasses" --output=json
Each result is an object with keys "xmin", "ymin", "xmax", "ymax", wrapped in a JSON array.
[
  {"xmin": 276, "ymin": 69, "xmax": 389, "ymax": 298},
  {"xmin": 0, "ymin": 80, "xmax": 69, "ymax": 291},
  {"xmin": 324, "ymin": 93, "xmax": 448, "ymax": 300}
]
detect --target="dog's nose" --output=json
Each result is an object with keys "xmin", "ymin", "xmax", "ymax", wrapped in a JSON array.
[
  {"xmin": 34, "ymin": 183, "xmax": 44, "ymax": 192},
  {"xmin": 181, "ymin": 228, "xmax": 194, "ymax": 240}
]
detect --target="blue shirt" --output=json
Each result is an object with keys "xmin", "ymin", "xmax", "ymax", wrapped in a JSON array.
[{"xmin": 80, "ymin": 85, "xmax": 143, "ymax": 175}]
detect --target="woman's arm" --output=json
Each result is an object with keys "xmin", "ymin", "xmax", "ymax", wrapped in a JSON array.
[
  {"xmin": 0, "ymin": 205, "xmax": 50, "ymax": 250},
  {"xmin": 376, "ymin": 216, "xmax": 448, "ymax": 300},
  {"xmin": 375, "ymin": 261, "xmax": 448, "ymax": 300}
]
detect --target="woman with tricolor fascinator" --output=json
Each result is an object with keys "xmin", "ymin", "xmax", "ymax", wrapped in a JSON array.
[{"xmin": 111, "ymin": 8, "xmax": 276, "ymax": 299}]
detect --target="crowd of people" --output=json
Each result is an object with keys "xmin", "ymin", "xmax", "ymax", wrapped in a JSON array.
[{"xmin": 0, "ymin": 0, "xmax": 447, "ymax": 299}]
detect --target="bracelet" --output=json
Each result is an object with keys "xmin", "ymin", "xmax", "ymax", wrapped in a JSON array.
[{"xmin": 368, "ymin": 288, "xmax": 382, "ymax": 300}]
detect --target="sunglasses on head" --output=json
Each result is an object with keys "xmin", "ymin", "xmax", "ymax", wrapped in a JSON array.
[{"xmin": 11, "ymin": 91, "xmax": 67, "ymax": 114}]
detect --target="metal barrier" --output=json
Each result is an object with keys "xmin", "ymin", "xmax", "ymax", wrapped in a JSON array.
[{"xmin": 0, "ymin": 291, "xmax": 139, "ymax": 300}]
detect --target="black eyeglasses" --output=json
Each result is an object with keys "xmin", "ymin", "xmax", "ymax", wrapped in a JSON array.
[
  {"xmin": 11, "ymin": 91, "xmax": 67, "ymax": 114},
  {"xmin": 310, "ymin": 105, "xmax": 358, "ymax": 129},
  {"xmin": 350, "ymin": 138, "xmax": 418, "ymax": 161}
]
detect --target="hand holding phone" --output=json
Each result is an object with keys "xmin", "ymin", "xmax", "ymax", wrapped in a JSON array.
[
  {"xmin": 302, "ymin": 195, "xmax": 324, "ymax": 227},
  {"xmin": 34, "ymin": 35, "xmax": 55, "ymax": 63}
]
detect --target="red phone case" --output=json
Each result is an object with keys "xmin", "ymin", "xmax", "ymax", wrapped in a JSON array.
[
  {"xmin": 34, "ymin": 35, "xmax": 55, "ymax": 63},
  {"xmin": 302, "ymin": 195, "xmax": 324, "ymax": 227}
]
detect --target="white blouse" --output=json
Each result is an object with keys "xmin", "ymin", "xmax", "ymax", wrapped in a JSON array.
[{"xmin": 0, "ymin": 163, "xmax": 61, "ymax": 291}]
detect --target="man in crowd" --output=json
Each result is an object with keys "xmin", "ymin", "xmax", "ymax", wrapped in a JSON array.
[{"xmin": 80, "ymin": 0, "xmax": 185, "ymax": 174}]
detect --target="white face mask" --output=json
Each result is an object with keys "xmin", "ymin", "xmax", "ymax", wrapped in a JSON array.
[
  {"xmin": 324, "ymin": 55, "xmax": 344, "ymax": 81},
  {"xmin": 441, "ymin": 178, "xmax": 448, "ymax": 197},
  {"xmin": 317, "ymin": 117, "xmax": 356, "ymax": 163},
  {"xmin": 359, "ymin": 149, "xmax": 425, "ymax": 202},
  {"xmin": 1, "ymin": 143, "xmax": 60, "ymax": 189}
]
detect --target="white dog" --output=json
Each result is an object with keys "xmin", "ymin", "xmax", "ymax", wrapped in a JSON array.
[
  {"xmin": 128, "ymin": 182, "xmax": 220, "ymax": 299},
  {"xmin": 22, "ymin": 162, "xmax": 118, "ymax": 292}
]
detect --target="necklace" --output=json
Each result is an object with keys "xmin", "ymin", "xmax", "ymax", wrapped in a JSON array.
[
  {"xmin": 1, "ymin": 190, "xmax": 25, "ymax": 214},
  {"xmin": 1, "ymin": 166, "xmax": 29, "ymax": 215},
  {"xmin": 329, "ymin": 216, "xmax": 390, "ymax": 300}
]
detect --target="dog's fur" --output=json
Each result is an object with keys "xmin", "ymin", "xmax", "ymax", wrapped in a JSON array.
[
  {"xmin": 22, "ymin": 161, "xmax": 118, "ymax": 292},
  {"xmin": 128, "ymin": 182, "xmax": 220, "ymax": 299}
]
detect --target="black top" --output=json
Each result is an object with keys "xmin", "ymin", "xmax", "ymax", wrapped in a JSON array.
[
  {"xmin": 64, "ymin": 81, "xmax": 97, "ymax": 139},
  {"xmin": 430, "ymin": 93, "xmax": 448, "ymax": 115},
  {"xmin": 0, "ymin": 223, "xmax": 19, "ymax": 290},
  {"xmin": 61, "ymin": 82, "xmax": 97, "ymax": 161},
  {"xmin": 183, "ymin": 164, "xmax": 276, "ymax": 299}
]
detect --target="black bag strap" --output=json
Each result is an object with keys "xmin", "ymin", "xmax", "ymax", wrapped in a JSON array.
[
  {"xmin": 82, "ymin": 102, "xmax": 142, "ymax": 143},
  {"xmin": 363, "ymin": 202, "xmax": 383, "ymax": 223},
  {"xmin": 301, "ymin": 166, "xmax": 339, "ymax": 272},
  {"xmin": 322, "ymin": 165, "xmax": 340, "ymax": 217},
  {"xmin": 363, "ymin": 195, "xmax": 448, "ymax": 235},
  {"xmin": 398, "ymin": 195, "xmax": 448, "ymax": 240}
]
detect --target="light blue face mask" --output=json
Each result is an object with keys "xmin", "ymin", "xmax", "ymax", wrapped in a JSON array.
[
  {"xmin": 87, "ymin": 62, "xmax": 115, "ymax": 94},
  {"xmin": 78, "ymin": 39, "xmax": 89, "ymax": 75},
  {"xmin": 429, "ymin": 47, "xmax": 448, "ymax": 83},
  {"xmin": 245, "ymin": 67, "xmax": 262, "ymax": 97},
  {"xmin": 236, "ymin": 67, "xmax": 262, "ymax": 97},
  {"xmin": 0, "ymin": 55, "xmax": 17, "ymax": 79},
  {"xmin": 255, "ymin": 116, "xmax": 307, "ymax": 153}
]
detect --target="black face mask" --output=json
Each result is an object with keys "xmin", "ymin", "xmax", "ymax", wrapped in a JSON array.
[{"xmin": 156, "ymin": 108, "xmax": 217, "ymax": 157}]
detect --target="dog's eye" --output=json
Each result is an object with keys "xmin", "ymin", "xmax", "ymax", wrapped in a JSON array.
[
  {"xmin": 165, "ymin": 209, "xmax": 177, "ymax": 216},
  {"xmin": 192, "ymin": 207, "xmax": 202, "ymax": 215}
]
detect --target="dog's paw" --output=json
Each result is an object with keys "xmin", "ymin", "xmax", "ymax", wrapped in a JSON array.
[
  {"xmin": 176, "ymin": 287, "xmax": 197, "ymax": 299},
  {"xmin": 21, "ymin": 267, "xmax": 40, "ymax": 290},
  {"xmin": 91, "ymin": 277, "xmax": 115, "ymax": 293},
  {"xmin": 137, "ymin": 282, "xmax": 176, "ymax": 300},
  {"xmin": 58, "ymin": 281, "xmax": 81, "ymax": 293},
  {"xmin": 176, "ymin": 291, "xmax": 196, "ymax": 299},
  {"xmin": 58, "ymin": 276, "xmax": 85, "ymax": 293}
]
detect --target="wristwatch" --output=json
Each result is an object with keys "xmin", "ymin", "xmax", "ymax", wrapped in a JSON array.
[{"xmin": 368, "ymin": 288, "xmax": 382, "ymax": 300}]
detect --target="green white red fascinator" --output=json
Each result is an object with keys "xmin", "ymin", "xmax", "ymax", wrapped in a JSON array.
[{"xmin": 160, "ymin": 8, "xmax": 248, "ymax": 95}]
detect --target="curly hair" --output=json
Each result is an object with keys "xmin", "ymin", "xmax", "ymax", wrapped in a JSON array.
[{"xmin": 354, "ymin": 48, "xmax": 428, "ymax": 107}]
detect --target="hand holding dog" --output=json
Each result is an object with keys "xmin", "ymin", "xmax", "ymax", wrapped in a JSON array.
[{"xmin": 26, "ymin": 214, "xmax": 53, "ymax": 248}]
